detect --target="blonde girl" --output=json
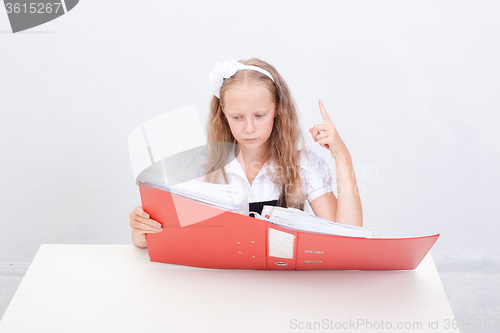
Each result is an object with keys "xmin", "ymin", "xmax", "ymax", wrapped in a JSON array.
[{"xmin": 129, "ymin": 58, "xmax": 363, "ymax": 248}]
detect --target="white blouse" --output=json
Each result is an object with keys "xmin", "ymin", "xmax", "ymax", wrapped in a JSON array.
[{"xmin": 224, "ymin": 149, "xmax": 333, "ymax": 204}]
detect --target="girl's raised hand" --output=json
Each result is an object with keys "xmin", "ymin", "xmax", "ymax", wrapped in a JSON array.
[{"xmin": 309, "ymin": 100, "xmax": 349, "ymax": 159}]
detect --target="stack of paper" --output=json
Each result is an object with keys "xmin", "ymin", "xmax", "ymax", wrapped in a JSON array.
[
  {"xmin": 258, "ymin": 206, "xmax": 375, "ymax": 238},
  {"xmin": 145, "ymin": 179, "xmax": 249, "ymax": 216}
]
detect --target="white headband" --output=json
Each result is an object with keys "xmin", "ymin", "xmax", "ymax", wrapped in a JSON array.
[{"xmin": 208, "ymin": 59, "xmax": 275, "ymax": 98}]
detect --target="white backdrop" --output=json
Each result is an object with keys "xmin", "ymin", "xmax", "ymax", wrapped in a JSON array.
[{"xmin": 1, "ymin": 0, "xmax": 499, "ymax": 264}]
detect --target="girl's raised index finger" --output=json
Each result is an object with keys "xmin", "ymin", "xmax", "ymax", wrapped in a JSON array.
[{"xmin": 319, "ymin": 100, "xmax": 333, "ymax": 124}]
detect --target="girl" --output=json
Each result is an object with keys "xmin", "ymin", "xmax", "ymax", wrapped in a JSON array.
[{"xmin": 129, "ymin": 58, "xmax": 363, "ymax": 248}]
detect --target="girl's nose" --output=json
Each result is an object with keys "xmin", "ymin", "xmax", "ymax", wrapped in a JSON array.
[{"xmin": 244, "ymin": 119, "xmax": 256, "ymax": 133}]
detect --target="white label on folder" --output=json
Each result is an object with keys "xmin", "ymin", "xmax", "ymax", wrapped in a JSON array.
[{"xmin": 269, "ymin": 228, "xmax": 295, "ymax": 259}]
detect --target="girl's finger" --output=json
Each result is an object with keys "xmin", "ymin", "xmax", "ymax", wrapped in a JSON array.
[
  {"xmin": 134, "ymin": 216, "xmax": 162, "ymax": 229},
  {"xmin": 311, "ymin": 124, "xmax": 331, "ymax": 131},
  {"xmin": 312, "ymin": 125, "xmax": 334, "ymax": 136},
  {"xmin": 315, "ymin": 128, "xmax": 336, "ymax": 141},
  {"xmin": 319, "ymin": 100, "xmax": 333, "ymax": 125},
  {"xmin": 133, "ymin": 205, "xmax": 150, "ymax": 219},
  {"xmin": 310, "ymin": 124, "xmax": 331, "ymax": 139},
  {"xmin": 317, "ymin": 137, "xmax": 332, "ymax": 150},
  {"xmin": 132, "ymin": 221, "xmax": 163, "ymax": 233},
  {"xmin": 315, "ymin": 131, "xmax": 326, "ymax": 141}
]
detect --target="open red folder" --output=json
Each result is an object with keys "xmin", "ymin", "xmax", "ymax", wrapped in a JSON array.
[{"xmin": 140, "ymin": 182, "xmax": 439, "ymax": 271}]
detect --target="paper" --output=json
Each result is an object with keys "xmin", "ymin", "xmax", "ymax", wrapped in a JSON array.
[{"xmin": 262, "ymin": 205, "xmax": 374, "ymax": 238}]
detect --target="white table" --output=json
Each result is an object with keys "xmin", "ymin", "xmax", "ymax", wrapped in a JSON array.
[{"xmin": 0, "ymin": 245, "xmax": 459, "ymax": 332}]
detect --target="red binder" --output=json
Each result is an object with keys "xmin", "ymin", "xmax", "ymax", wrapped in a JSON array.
[{"xmin": 139, "ymin": 182, "xmax": 439, "ymax": 270}]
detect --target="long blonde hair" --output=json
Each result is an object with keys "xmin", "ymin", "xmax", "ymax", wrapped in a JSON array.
[{"xmin": 204, "ymin": 58, "xmax": 306, "ymax": 210}]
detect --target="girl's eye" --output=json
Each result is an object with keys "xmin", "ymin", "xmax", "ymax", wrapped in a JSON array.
[{"xmin": 231, "ymin": 114, "xmax": 264, "ymax": 119}]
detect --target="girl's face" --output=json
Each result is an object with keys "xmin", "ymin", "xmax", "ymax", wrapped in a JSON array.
[{"xmin": 222, "ymin": 83, "xmax": 276, "ymax": 153}]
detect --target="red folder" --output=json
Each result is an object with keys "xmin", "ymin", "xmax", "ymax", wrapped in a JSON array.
[{"xmin": 139, "ymin": 182, "xmax": 439, "ymax": 270}]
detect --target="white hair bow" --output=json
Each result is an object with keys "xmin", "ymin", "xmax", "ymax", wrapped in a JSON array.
[{"xmin": 208, "ymin": 59, "xmax": 275, "ymax": 98}]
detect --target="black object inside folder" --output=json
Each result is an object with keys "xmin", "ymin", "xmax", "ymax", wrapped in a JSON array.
[{"xmin": 249, "ymin": 200, "xmax": 278, "ymax": 218}]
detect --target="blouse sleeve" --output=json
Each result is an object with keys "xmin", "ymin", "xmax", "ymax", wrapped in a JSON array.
[{"xmin": 299, "ymin": 149, "xmax": 334, "ymax": 203}]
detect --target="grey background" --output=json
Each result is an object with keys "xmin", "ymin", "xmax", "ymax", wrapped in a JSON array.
[{"xmin": 1, "ymin": 1, "xmax": 499, "ymax": 330}]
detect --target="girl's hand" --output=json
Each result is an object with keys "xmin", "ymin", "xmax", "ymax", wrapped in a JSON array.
[
  {"xmin": 309, "ymin": 100, "xmax": 349, "ymax": 159},
  {"xmin": 129, "ymin": 205, "xmax": 163, "ymax": 248}
]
